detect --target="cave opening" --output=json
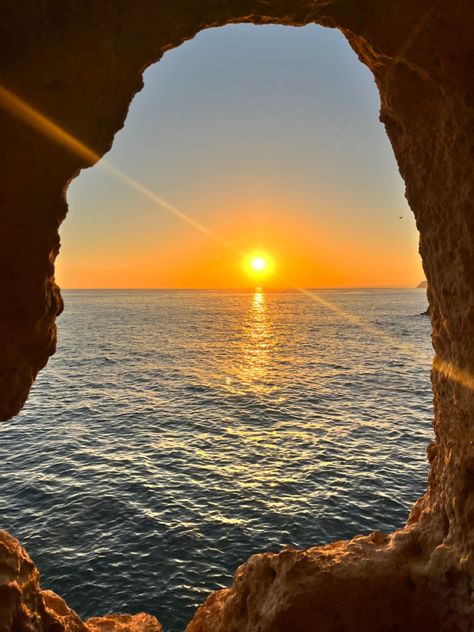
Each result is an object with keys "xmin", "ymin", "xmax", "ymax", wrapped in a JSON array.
[{"xmin": 0, "ymin": 22, "xmax": 435, "ymax": 632}]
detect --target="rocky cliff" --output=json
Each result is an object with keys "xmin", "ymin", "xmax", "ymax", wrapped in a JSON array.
[
  {"xmin": 0, "ymin": 1, "xmax": 473, "ymax": 630},
  {"xmin": 0, "ymin": 531, "xmax": 162, "ymax": 631}
]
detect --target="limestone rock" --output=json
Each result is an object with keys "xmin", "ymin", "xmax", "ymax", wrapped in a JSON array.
[
  {"xmin": 0, "ymin": 531, "xmax": 162, "ymax": 632},
  {"xmin": 86, "ymin": 613, "xmax": 162, "ymax": 632},
  {"xmin": 0, "ymin": 530, "xmax": 86, "ymax": 632},
  {"xmin": 186, "ymin": 531, "xmax": 471, "ymax": 631},
  {"xmin": 42, "ymin": 590, "xmax": 89, "ymax": 631},
  {"xmin": 0, "ymin": 530, "xmax": 51, "ymax": 631}
]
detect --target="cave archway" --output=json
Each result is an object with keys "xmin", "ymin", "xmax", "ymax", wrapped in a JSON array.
[
  {"xmin": 0, "ymin": 2, "xmax": 473, "ymax": 630},
  {"xmin": 5, "ymin": 21, "xmax": 434, "ymax": 631}
]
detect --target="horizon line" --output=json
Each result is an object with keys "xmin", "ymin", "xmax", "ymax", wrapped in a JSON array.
[{"xmin": 59, "ymin": 284, "xmax": 426, "ymax": 291}]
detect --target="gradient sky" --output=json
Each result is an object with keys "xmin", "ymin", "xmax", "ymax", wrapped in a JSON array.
[{"xmin": 59, "ymin": 24, "xmax": 424, "ymax": 289}]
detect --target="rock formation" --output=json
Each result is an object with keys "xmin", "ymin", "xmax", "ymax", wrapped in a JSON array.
[
  {"xmin": 0, "ymin": 1, "xmax": 473, "ymax": 630},
  {"xmin": 0, "ymin": 531, "xmax": 161, "ymax": 632}
]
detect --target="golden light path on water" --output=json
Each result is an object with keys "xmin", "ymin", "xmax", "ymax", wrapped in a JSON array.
[
  {"xmin": 235, "ymin": 288, "xmax": 273, "ymax": 396},
  {"xmin": 1, "ymin": 84, "xmax": 472, "ymax": 392}
]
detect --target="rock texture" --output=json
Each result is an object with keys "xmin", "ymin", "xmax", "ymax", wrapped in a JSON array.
[
  {"xmin": 0, "ymin": 530, "xmax": 55, "ymax": 632},
  {"xmin": 0, "ymin": 0, "xmax": 473, "ymax": 630},
  {"xmin": 0, "ymin": 531, "xmax": 162, "ymax": 632},
  {"xmin": 86, "ymin": 614, "xmax": 162, "ymax": 632},
  {"xmin": 186, "ymin": 534, "xmax": 445, "ymax": 632}
]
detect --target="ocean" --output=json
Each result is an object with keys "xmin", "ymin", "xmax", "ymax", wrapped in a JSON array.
[{"xmin": 0, "ymin": 288, "xmax": 433, "ymax": 630}]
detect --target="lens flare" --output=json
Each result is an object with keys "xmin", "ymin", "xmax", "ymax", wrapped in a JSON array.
[{"xmin": 1, "ymin": 84, "xmax": 473, "ymax": 393}]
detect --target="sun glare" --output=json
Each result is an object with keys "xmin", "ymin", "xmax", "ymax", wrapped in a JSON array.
[
  {"xmin": 251, "ymin": 257, "xmax": 267, "ymax": 272},
  {"xmin": 243, "ymin": 252, "xmax": 275, "ymax": 282}
]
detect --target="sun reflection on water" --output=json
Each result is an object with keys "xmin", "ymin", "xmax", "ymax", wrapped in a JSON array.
[{"xmin": 235, "ymin": 288, "xmax": 277, "ymax": 395}]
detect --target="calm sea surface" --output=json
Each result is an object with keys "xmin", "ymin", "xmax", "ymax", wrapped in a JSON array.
[{"xmin": 0, "ymin": 289, "xmax": 433, "ymax": 630}]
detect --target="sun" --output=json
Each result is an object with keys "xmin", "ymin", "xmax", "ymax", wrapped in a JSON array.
[
  {"xmin": 243, "ymin": 251, "xmax": 275, "ymax": 281},
  {"xmin": 251, "ymin": 256, "xmax": 267, "ymax": 272}
]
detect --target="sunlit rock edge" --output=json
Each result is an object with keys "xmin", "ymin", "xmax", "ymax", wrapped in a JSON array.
[
  {"xmin": 0, "ymin": 531, "xmax": 162, "ymax": 632},
  {"xmin": 0, "ymin": 0, "xmax": 473, "ymax": 630}
]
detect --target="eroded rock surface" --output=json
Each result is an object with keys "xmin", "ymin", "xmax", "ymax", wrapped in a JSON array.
[
  {"xmin": 186, "ymin": 531, "xmax": 474, "ymax": 631},
  {"xmin": 0, "ymin": 0, "xmax": 473, "ymax": 630},
  {"xmin": 86, "ymin": 613, "xmax": 162, "ymax": 632},
  {"xmin": 0, "ymin": 531, "xmax": 161, "ymax": 632}
]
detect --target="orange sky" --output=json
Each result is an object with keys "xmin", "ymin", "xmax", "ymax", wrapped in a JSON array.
[
  {"xmin": 57, "ymin": 191, "xmax": 423, "ymax": 289},
  {"xmin": 56, "ymin": 25, "xmax": 424, "ymax": 290}
]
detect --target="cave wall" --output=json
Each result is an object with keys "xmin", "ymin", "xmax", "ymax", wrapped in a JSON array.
[{"xmin": 0, "ymin": 0, "xmax": 473, "ymax": 630}]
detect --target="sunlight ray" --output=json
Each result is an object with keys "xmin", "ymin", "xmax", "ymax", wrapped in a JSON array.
[
  {"xmin": 281, "ymin": 281, "xmax": 474, "ymax": 393},
  {"xmin": 0, "ymin": 85, "xmax": 237, "ymax": 254},
  {"xmin": 1, "ymin": 83, "xmax": 471, "ymax": 393}
]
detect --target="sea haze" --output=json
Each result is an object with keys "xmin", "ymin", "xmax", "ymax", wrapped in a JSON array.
[{"xmin": 0, "ymin": 288, "xmax": 433, "ymax": 631}]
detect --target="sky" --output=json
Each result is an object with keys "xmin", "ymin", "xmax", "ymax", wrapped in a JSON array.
[{"xmin": 59, "ymin": 24, "xmax": 424, "ymax": 289}]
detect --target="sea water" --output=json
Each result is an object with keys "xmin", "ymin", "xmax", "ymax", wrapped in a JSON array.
[{"xmin": 0, "ymin": 289, "xmax": 433, "ymax": 630}]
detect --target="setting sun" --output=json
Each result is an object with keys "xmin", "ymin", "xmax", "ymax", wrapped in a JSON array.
[
  {"xmin": 251, "ymin": 256, "xmax": 266, "ymax": 271},
  {"xmin": 243, "ymin": 251, "xmax": 275, "ymax": 282}
]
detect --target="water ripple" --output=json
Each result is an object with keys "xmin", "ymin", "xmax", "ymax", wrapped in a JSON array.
[{"xmin": 0, "ymin": 289, "xmax": 432, "ymax": 631}]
